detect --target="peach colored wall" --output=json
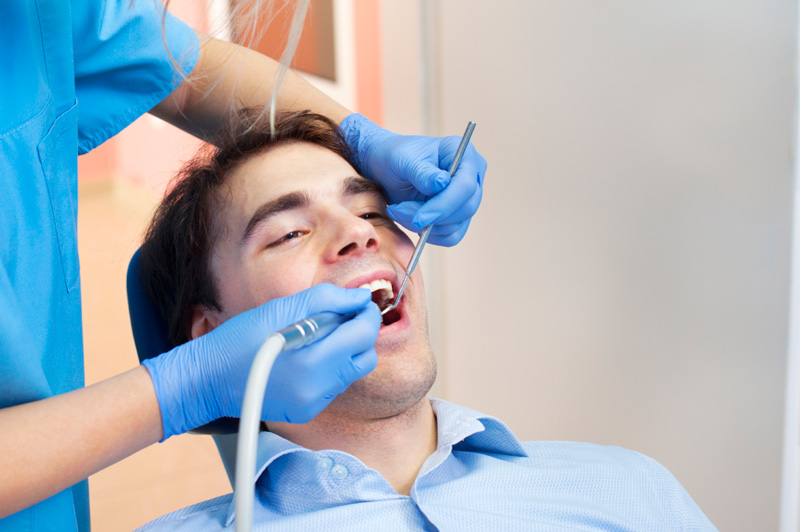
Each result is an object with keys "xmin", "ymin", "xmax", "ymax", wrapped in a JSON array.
[
  {"xmin": 76, "ymin": 136, "xmax": 117, "ymax": 183},
  {"xmin": 77, "ymin": 113, "xmax": 202, "ymax": 198},
  {"xmin": 116, "ymin": 116, "xmax": 204, "ymax": 197},
  {"xmin": 354, "ymin": 0, "xmax": 383, "ymax": 125},
  {"xmin": 232, "ymin": 0, "xmax": 337, "ymax": 81}
]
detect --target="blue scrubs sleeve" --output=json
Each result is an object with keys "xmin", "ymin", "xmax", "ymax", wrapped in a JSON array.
[
  {"xmin": 0, "ymin": 1, "xmax": 197, "ymax": 531},
  {"xmin": 72, "ymin": 0, "xmax": 200, "ymax": 154}
]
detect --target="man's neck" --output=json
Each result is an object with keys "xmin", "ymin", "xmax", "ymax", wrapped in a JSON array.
[{"xmin": 267, "ymin": 397, "xmax": 437, "ymax": 495}]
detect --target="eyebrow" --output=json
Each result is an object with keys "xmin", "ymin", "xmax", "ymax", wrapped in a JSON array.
[
  {"xmin": 241, "ymin": 191, "xmax": 309, "ymax": 245},
  {"xmin": 341, "ymin": 176, "xmax": 388, "ymax": 202},
  {"xmin": 240, "ymin": 176, "xmax": 387, "ymax": 246}
]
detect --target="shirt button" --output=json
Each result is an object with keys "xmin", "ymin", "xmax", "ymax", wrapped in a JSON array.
[
  {"xmin": 330, "ymin": 464, "xmax": 349, "ymax": 479},
  {"xmin": 316, "ymin": 457, "xmax": 333, "ymax": 472}
]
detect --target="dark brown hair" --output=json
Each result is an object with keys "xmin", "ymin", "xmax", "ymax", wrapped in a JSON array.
[{"xmin": 138, "ymin": 109, "xmax": 351, "ymax": 347}]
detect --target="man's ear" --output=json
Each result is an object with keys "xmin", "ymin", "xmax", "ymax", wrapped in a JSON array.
[{"xmin": 190, "ymin": 306, "xmax": 224, "ymax": 340}]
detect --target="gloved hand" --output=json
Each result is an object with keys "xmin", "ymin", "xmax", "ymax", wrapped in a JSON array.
[
  {"xmin": 340, "ymin": 113, "xmax": 487, "ymax": 246},
  {"xmin": 142, "ymin": 284, "xmax": 380, "ymax": 440}
]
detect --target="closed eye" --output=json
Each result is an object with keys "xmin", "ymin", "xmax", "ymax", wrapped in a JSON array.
[{"xmin": 267, "ymin": 230, "xmax": 307, "ymax": 248}]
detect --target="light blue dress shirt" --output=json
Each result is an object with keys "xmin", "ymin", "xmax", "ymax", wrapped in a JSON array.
[
  {"xmin": 0, "ymin": 2, "xmax": 197, "ymax": 531},
  {"xmin": 136, "ymin": 399, "xmax": 717, "ymax": 531}
]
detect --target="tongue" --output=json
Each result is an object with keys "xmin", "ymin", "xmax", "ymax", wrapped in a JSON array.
[{"xmin": 382, "ymin": 307, "xmax": 401, "ymax": 326}]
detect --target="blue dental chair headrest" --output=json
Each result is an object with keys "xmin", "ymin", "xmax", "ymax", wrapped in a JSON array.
[{"xmin": 126, "ymin": 248, "xmax": 239, "ymax": 434}]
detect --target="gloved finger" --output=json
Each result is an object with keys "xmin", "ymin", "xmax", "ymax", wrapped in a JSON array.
[
  {"xmin": 302, "ymin": 303, "xmax": 381, "ymax": 370},
  {"xmin": 350, "ymin": 348, "xmax": 378, "ymax": 376},
  {"xmin": 424, "ymin": 221, "xmax": 467, "ymax": 238},
  {"xmin": 426, "ymin": 219, "xmax": 471, "ymax": 247},
  {"xmin": 305, "ymin": 283, "xmax": 374, "ymax": 316},
  {"xmin": 261, "ymin": 283, "xmax": 372, "ymax": 328},
  {"xmin": 411, "ymin": 158, "xmax": 484, "ymax": 229},
  {"xmin": 388, "ymin": 202, "xmax": 472, "ymax": 245},
  {"xmin": 404, "ymin": 156, "xmax": 450, "ymax": 197},
  {"xmin": 389, "ymin": 197, "xmax": 475, "ymax": 228},
  {"xmin": 335, "ymin": 348, "xmax": 378, "ymax": 392},
  {"xmin": 416, "ymin": 183, "xmax": 482, "ymax": 228},
  {"xmin": 437, "ymin": 141, "xmax": 487, "ymax": 187},
  {"xmin": 386, "ymin": 201, "xmax": 423, "ymax": 231}
]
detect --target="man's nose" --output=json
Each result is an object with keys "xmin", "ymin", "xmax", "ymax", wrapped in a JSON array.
[{"xmin": 325, "ymin": 215, "xmax": 381, "ymax": 263}]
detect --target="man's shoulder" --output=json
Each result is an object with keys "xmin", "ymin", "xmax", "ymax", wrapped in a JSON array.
[
  {"xmin": 432, "ymin": 400, "xmax": 675, "ymax": 483},
  {"xmin": 520, "ymin": 440, "xmax": 671, "ymax": 475},
  {"xmin": 521, "ymin": 439, "xmax": 649, "ymax": 462},
  {"xmin": 517, "ymin": 440, "xmax": 696, "ymax": 502},
  {"xmin": 134, "ymin": 493, "xmax": 233, "ymax": 532}
]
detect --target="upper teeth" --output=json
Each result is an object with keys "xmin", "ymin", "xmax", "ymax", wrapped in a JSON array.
[{"xmin": 359, "ymin": 279, "xmax": 393, "ymax": 296}]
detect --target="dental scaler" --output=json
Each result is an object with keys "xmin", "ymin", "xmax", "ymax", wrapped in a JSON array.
[{"xmin": 381, "ymin": 121, "xmax": 477, "ymax": 316}]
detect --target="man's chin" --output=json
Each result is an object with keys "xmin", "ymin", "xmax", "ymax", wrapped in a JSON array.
[{"xmin": 326, "ymin": 354, "xmax": 437, "ymax": 419}]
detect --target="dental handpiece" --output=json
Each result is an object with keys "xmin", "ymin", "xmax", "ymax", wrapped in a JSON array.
[
  {"xmin": 275, "ymin": 311, "xmax": 358, "ymax": 350},
  {"xmin": 382, "ymin": 121, "xmax": 477, "ymax": 315}
]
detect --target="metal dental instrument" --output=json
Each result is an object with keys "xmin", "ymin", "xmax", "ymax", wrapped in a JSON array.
[{"xmin": 382, "ymin": 121, "xmax": 477, "ymax": 315}]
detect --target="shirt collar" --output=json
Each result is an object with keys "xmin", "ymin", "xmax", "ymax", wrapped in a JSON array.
[
  {"xmin": 225, "ymin": 398, "xmax": 528, "ymax": 526},
  {"xmin": 225, "ymin": 431, "xmax": 308, "ymax": 526},
  {"xmin": 430, "ymin": 398, "xmax": 528, "ymax": 457}
]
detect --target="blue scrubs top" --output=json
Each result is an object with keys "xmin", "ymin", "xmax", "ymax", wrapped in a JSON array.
[{"xmin": 0, "ymin": 1, "xmax": 198, "ymax": 531}]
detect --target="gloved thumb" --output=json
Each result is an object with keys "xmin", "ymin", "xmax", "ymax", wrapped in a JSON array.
[{"xmin": 386, "ymin": 201, "xmax": 422, "ymax": 231}]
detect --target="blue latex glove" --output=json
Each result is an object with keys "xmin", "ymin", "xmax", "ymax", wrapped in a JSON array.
[
  {"xmin": 340, "ymin": 113, "xmax": 487, "ymax": 246},
  {"xmin": 142, "ymin": 284, "xmax": 380, "ymax": 440}
]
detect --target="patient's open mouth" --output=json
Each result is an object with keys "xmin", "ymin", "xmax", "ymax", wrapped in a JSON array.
[{"xmin": 358, "ymin": 279, "xmax": 402, "ymax": 326}]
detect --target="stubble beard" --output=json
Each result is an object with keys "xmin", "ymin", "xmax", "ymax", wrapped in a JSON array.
[{"xmin": 323, "ymin": 321, "xmax": 438, "ymax": 425}]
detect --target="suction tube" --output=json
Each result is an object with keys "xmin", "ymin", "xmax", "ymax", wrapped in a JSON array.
[{"xmin": 234, "ymin": 311, "xmax": 356, "ymax": 532}]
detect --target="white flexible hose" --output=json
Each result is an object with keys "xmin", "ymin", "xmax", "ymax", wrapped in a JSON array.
[
  {"xmin": 234, "ymin": 333, "xmax": 285, "ymax": 532},
  {"xmin": 233, "ymin": 311, "xmax": 355, "ymax": 531}
]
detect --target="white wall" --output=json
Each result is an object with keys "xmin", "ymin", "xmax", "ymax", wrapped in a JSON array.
[
  {"xmin": 782, "ymin": 3, "xmax": 800, "ymax": 527},
  {"xmin": 382, "ymin": 1, "xmax": 796, "ymax": 530}
]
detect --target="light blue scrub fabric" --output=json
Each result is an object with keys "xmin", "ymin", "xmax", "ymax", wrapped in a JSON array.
[
  {"xmin": 136, "ymin": 399, "xmax": 718, "ymax": 532},
  {"xmin": 0, "ymin": 1, "xmax": 198, "ymax": 531}
]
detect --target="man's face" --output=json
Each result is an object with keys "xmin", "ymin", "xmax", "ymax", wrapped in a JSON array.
[{"xmin": 200, "ymin": 141, "xmax": 436, "ymax": 419}]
